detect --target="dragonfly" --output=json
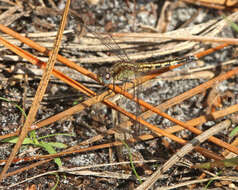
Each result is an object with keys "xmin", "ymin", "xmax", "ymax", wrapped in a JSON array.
[
  {"xmin": 70, "ymin": 3, "xmax": 199, "ymax": 174},
  {"xmin": 70, "ymin": 9, "xmax": 198, "ymax": 86},
  {"xmin": 71, "ymin": 7, "xmax": 198, "ymax": 165},
  {"xmin": 71, "ymin": 9, "xmax": 198, "ymax": 136},
  {"xmin": 99, "ymin": 55, "xmax": 197, "ymax": 85}
]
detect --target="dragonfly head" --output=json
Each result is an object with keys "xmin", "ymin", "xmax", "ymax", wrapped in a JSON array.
[
  {"xmin": 187, "ymin": 55, "xmax": 198, "ymax": 62},
  {"xmin": 98, "ymin": 67, "xmax": 113, "ymax": 85}
]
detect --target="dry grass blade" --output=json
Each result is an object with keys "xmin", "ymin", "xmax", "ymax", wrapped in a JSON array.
[
  {"xmin": 159, "ymin": 176, "xmax": 238, "ymax": 190},
  {"xmin": 181, "ymin": 0, "xmax": 238, "ymax": 10},
  {"xmin": 0, "ymin": 0, "xmax": 71, "ymax": 181},
  {"xmin": 9, "ymin": 160, "xmax": 158, "ymax": 187},
  {"xmin": 111, "ymin": 32, "xmax": 238, "ymax": 45}
]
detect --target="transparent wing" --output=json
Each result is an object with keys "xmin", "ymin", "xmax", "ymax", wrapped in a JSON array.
[
  {"xmin": 89, "ymin": 28, "xmax": 132, "ymax": 63},
  {"xmin": 71, "ymin": 11, "xmax": 132, "ymax": 64}
]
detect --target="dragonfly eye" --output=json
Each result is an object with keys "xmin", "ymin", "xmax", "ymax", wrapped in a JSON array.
[
  {"xmin": 101, "ymin": 72, "xmax": 112, "ymax": 84},
  {"xmin": 105, "ymin": 73, "xmax": 111, "ymax": 80},
  {"xmin": 98, "ymin": 67, "xmax": 113, "ymax": 84},
  {"xmin": 187, "ymin": 55, "xmax": 198, "ymax": 62}
]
